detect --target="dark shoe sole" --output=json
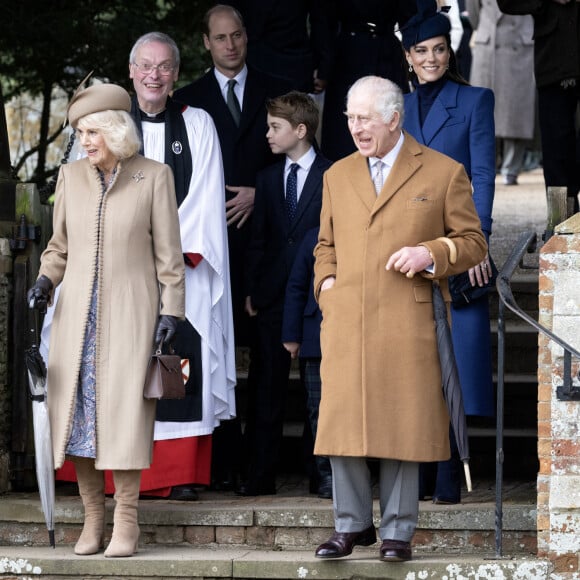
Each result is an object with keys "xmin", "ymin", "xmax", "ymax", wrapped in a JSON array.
[
  {"xmin": 380, "ymin": 553, "xmax": 412, "ymax": 562},
  {"xmin": 432, "ymin": 497, "xmax": 460, "ymax": 505},
  {"xmin": 315, "ymin": 526, "xmax": 376, "ymax": 559}
]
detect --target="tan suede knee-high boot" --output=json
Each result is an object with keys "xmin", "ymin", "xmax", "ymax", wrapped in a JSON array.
[
  {"xmin": 104, "ymin": 469, "xmax": 141, "ymax": 558},
  {"xmin": 73, "ymin": 457, "xmax": 105, "ymax": 555}
]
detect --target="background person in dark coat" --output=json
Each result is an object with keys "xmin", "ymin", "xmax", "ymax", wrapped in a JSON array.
[
  {"xmin": 229, "ymin": 0, "xmax": 331, "ymax": 94},
  {"xmin": 497, "ymin": 0, "xmax": 580, "ymax": 209},
  {"xmin": 456, "ymin": 0, "xmax": 475, "ymax": 80},
  {"xmin": 173, "ymin": 4, "xmax": 290, "ymax": 491},
  {"xmin": 239, "ymin": 92, "xmax": 332, "ymax": 496},
  {"xmin": 318, "ymin": 0, "xmax": 416, "ymax": 161}
]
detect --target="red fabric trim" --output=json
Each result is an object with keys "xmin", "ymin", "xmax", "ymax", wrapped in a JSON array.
[
  {"xmin": 56, "ymin": 435, "xmax": 212, "ymax": 495},
  {"xmin": 184, "ymin": 253, "xmax": 203, "ymax": 268}
]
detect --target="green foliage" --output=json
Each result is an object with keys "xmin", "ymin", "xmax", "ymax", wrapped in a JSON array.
[
  {"xmin": 0, "ymin": 0, "xmax": 214, "ymax": 186},
  {"xmin": 15, "ymin": 194, "xmax": 30, "ymax": 221}
]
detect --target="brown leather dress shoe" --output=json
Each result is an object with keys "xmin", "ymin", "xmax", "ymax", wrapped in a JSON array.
[
  {"xmin": 315, "ymin": 525, "xmax": 376, "ymax": 558},
  {"xmin": 379, "ymin": 539, "xmax": 412, "ymax": 562}
]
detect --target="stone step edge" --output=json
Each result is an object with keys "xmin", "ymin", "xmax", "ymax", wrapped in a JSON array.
[
  {"xmin": 0, "ymin": 546, "xmax": 550, "ymax": 579},
  {"xmin": 0, "ymin": 496, "xmax": 536, "ymax": 531}
]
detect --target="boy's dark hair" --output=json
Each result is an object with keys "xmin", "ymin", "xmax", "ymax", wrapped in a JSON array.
[{"xmin": 266, "ymin": 91, "xmax": 320, "ymax": 143}]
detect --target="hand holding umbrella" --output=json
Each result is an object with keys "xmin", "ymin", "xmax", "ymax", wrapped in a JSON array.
[{"xmin": 26, "ymin": 281, "xmax": 56, "ymax": 547}]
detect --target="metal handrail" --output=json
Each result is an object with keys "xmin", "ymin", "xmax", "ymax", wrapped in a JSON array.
[{"xmin": 494, "ymin": 230, "xmax": 580, "ymax": 557}]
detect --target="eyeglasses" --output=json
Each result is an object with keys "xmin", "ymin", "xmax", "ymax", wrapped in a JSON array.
[{"xmin": 132, "ymin": 62, "xmax": 175, "ymax": 75}]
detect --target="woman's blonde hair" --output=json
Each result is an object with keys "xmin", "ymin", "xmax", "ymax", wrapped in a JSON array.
[{"xmin": 76, "ymin": 110, "xmax": 141, "ymax": 159}]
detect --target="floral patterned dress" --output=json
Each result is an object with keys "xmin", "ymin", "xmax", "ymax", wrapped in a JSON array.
[{"xmin": 65, "ymin": 169, "xmax": 115, "ymax": 458}]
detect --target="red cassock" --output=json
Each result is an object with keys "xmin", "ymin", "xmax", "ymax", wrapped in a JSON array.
[{"xmin": 57, "ymin": 435, "xmax": 211, "ymax": 496}]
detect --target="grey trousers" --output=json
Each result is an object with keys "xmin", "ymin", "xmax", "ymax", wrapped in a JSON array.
[
  {"xmin": 500, "ymin": 138, "xmax": 526, "ymax": 177},
  {"xmin": 330, "ymin": 456, "xmax": 419, "ymax": 542}
]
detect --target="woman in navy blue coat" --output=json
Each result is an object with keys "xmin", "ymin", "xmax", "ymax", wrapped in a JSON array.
[{"xmin": 401, "ymin": 0, "xmax": 496, "ymax": 505}]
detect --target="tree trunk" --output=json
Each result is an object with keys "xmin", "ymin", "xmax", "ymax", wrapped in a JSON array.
[{"xmin": 32, "ymin": 81, "xmax": 53, "ymax": 185}]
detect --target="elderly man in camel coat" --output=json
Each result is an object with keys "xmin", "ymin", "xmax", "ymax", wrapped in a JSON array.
[{"xmin": 313, "ymin": 76, "xmax": 487, "ymax": 563}]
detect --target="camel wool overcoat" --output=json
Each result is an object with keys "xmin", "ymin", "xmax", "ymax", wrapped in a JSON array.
[
  {"xmin": 39, "ymin": 155, "xmax": 185, "ymax": 470},
  {"xmin": 313, "ymin": 132, "xmax": 487, "ymax": 462}
]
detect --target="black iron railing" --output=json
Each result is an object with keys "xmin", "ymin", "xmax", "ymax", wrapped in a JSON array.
[{"xmin": 494, "ymin": 230, "xmax": 580, "ymax": 557}]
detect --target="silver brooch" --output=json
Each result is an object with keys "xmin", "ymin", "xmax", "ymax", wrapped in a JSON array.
[
  {"xmin": 172, "ymin": 140, "xmax": 183, "ymax": 155},
  {"xmin": 132, "ymin": 170, "xmax": 145, "ymax": 182}
]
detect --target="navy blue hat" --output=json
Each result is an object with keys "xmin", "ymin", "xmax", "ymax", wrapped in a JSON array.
[{"xmin": 400, "ymin": 0, "xmax": 451, "ymax": 50}]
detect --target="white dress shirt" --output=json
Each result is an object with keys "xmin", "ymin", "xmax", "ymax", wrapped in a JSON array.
[
  {"xmin": 368, "ymin": 131, "xmax": 405, "ymax": 184},
  {"xmin": 214, "ymin": 65, "xmax": 248, "ymax": 110}
]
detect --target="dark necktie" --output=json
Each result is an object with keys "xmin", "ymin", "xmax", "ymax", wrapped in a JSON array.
[
  {"xmin": 286, "ymin": 163, "xmax": 299, "ymax": 221},
  {"xmin": 226, "ymin": 79, "xmax": 241, "ymax": 127}
]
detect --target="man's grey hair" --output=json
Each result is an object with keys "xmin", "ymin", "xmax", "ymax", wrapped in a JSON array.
[
  {"xmin": 347, "ymin": 76, "xmax": 405, "ymax": 128},
  {"xmin": 129, "ymin": 32, "xmax": 180, "ymax": 69}
]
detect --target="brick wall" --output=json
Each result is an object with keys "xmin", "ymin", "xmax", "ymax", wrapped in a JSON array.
[{"xmin": 537, "ymin": 214, "xmax": 580, "ymax": 577}]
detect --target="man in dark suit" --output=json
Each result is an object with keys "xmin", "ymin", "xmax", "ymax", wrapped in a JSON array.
[
  {"xmin": 241, "ymin": 91, "xmax": 332, "ymax": 495},
  {"xmin": 173, "ymin": 4, "xmax": 290, "ymax": 490},
  {"xmin": 174, "ymin": 4, "xmax": 290, "ymax": 347}
]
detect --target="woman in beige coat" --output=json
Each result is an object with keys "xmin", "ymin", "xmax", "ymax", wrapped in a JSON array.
[{"xmin": 28, "ymin": 83, "xmax": 185, "ymax": 557}]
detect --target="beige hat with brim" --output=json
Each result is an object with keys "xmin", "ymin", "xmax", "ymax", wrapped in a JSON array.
[{"xmin": 67, "ymin": 83, "xmax": 131, "ymax": 129}]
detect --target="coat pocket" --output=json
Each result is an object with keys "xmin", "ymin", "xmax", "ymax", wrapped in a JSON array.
[
  {"xmin": 473, "ymin": 30, "xmax": 491, "ymax": 45},
  {"xmin": 413, "ymin": 282, "xmax": 433, "ymax": 303}
]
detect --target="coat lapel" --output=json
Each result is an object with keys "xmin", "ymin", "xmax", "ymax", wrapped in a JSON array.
[
  {"xmin": 345, "ymin": 154, "xmax": 377, "ymax": 213},
  {"xmin": 273, "ymin": 164, "xmax": 289, "ymax": 229},
  {"xmin": 238, "ymin": 68, "xmax": 266, "ymax": 136},
  {"xmin": 404, "ymin": 92, "xmax": 424, "ymax": 145},
  {"xmin": 421, "ymin": 82, "xmax": 460, "ymax": 146},
  {"xmin": 371, "ymin": 132, "xmax": 422, "ymax": 217},
  {"xmin": 205, "ymin": 73, "xmax": 231, "ymax": 118},
  {"xmin": 290, "ymin": 155, "xmax": 324, "ymax": 229}
]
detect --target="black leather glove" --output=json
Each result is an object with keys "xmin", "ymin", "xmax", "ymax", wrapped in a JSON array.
[
  {"xmin": 27, "ymin": 275, "xmax": 53, "ymax": 312},
  {"xmin": 155, "ymin": 315, "xmax": 178, "ymax": 344}
]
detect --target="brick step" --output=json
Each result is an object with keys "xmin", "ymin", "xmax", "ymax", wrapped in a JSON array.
[
  {"xmin": 488, "ymin": 272, "xmax": 538, "ymax": 317},
  {"xmin": 490, "ymin": 319, "xmax": 539, "ymax": 335},
  {"xmin": 0, "ymin": 484, "xmax": 536, "ymax": 557},
  {"xmin": 0, "ymin": 545, "xmax": 551, "ymax": 580}
]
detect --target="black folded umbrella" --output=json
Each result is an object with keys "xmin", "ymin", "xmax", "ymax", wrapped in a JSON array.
[{"xmin": 432, "ymin": 282, "xmax": 472, "ymax": 492}]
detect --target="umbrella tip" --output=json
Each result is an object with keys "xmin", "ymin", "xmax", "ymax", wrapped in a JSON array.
[
  {"xmin": 463, "ymin": 461, "xmax": 473, "ymax": 493},
  {"xmin": 49, "ymin": 529, "xmax": 56, "ymax": 548}
]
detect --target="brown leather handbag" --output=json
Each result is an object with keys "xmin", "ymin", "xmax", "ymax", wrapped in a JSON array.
[{"xmin": 143, "ymin": 339, "xmax": 185, "ymax": 400}]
